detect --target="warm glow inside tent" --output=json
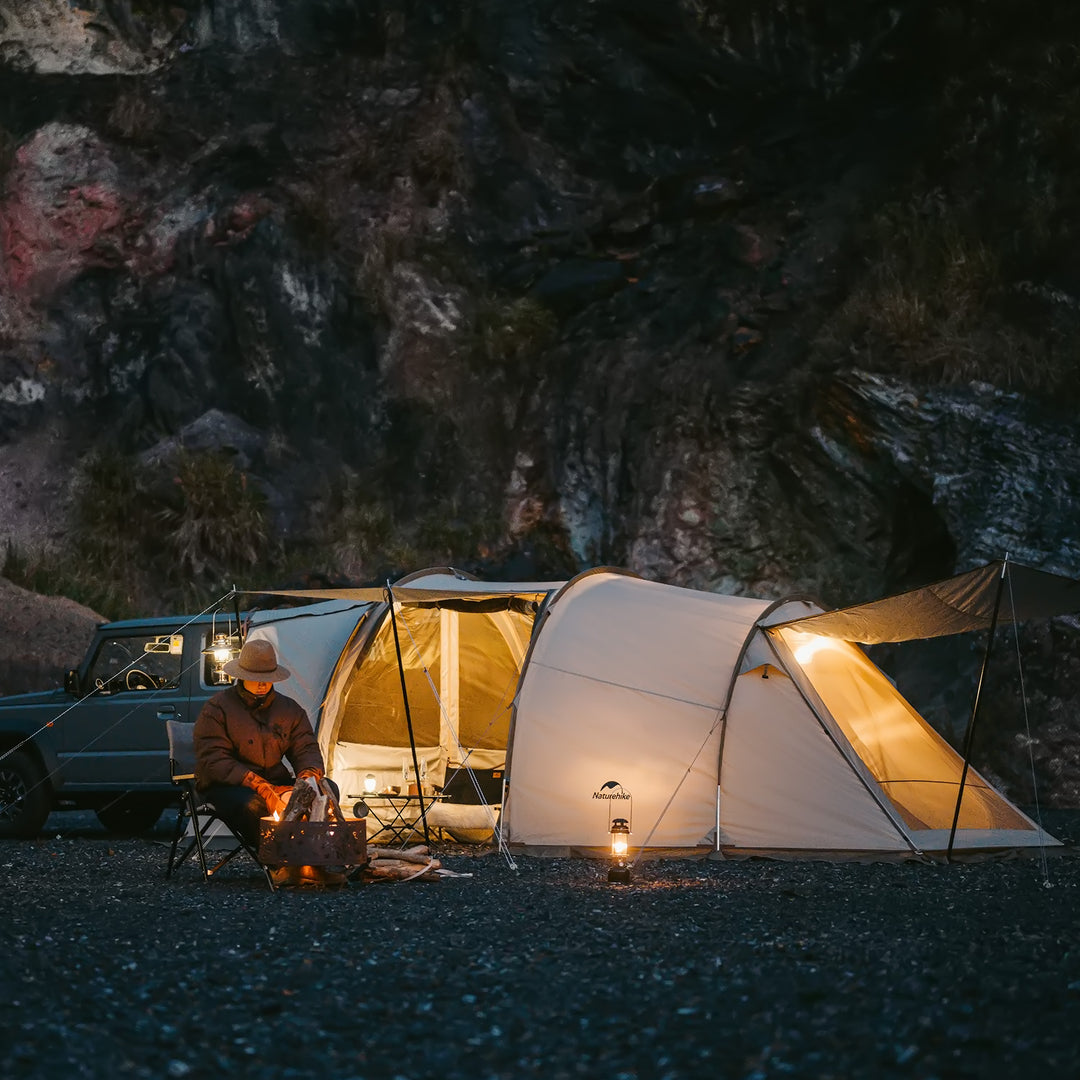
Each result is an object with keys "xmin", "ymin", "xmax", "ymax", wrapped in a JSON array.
[
  {"xmin": 763, "ymin": 627, "xmax": 1034, "ymax": 849},
  {"xmin": 249, "ymin": 572, "xmax": 560, "ymax": 841},
  {"xmin": 326, "ymin": 601, "xmax": 536, "ymax": 792},
  {"xmin": 243, "ymin": 562, "xmax": 1066, "ymax": 858}
]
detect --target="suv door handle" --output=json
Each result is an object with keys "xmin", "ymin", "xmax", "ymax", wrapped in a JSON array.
[{"xmin": 157, "ymin": 708, "xmax": 178, "ymax": 720}]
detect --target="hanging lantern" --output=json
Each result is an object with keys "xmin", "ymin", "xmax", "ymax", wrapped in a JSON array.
[
  {"xmin": 209, "ymin": 634, "xmax": 234, "ymax": 664},
  {"xmin": 608, "ymin": 817, "xmax": 631, "ymax": 883},
  {"xmin": 202, "ymin": 629, "xmax": 241, "ymax": 685}
]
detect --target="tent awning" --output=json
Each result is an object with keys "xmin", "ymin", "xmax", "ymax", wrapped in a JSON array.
[
  {"xmin": 762, "ymin": 560, "xmax": 1080, "ymax": 644},
  {"xmin": 243, "ymin": 573, "xmax": 563, "ymax": 606}
]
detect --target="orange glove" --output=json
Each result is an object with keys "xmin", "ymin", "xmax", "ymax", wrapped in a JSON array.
[
  {"xmin": 247, "ymin": 775, "xmax": 286, "ymax": 816},
  {"xmin": 296, "ymin": 767, "xmax": 324, "ymax": 782}
]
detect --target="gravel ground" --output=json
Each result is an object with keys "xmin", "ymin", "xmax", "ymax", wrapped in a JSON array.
[{"xmin": 2, "ymin": 810, "xmax": 1080, "ymax": 1080}]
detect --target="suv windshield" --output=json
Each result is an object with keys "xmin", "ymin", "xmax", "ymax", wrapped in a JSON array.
[{"xmin": 88, "ymin": 634, "xmax": 184, "ymax": 694}]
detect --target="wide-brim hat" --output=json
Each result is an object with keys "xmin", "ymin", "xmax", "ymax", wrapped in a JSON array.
[{"xmin": 223, "ymin": 639, "xmax": 291, "ymax": 682}]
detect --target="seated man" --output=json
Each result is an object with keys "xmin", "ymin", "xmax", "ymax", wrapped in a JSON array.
[{"xmin": 194, "ymin": 638, "xmax": 341, "ymax": 885}]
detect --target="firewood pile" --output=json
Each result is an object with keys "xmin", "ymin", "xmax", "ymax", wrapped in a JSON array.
[
  {"xmin": 363, "ymin": 844, "xmax": 442, "ymax": 882},
  {"xmin": 355, "ymin": 845, "xmax": 474, "ymax": 883}
]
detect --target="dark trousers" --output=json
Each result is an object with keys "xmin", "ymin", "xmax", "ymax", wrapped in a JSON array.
[{"xmin": 201, "ymin": 778, "xmax": 341, "ymax": 849}]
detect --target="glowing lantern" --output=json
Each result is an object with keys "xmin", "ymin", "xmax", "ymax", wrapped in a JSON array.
[
  {"xmin": 610, "ymin": 817, "xmax": 629, "ymax": 857},
  {"xmin": 363, "ymin": 773, "xmax": 377, "ymax": 795},
  {"xmin": 791, "ymin": 633, "xmax": 836, "ymax": 666},
  {"xmin": 202, "ymin": 630, "xmax": 241, "ymax": 685},
  {"xmin": 212, "ymin": 635, "xmax": 234, "ymax": 663},
  {"xmin": 608, "ymin": 817, "xmax": 631, "ymax": 883}
]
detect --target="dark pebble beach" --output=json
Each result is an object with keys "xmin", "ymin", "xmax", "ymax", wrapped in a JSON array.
[{"xmin": 3, "ymin": 809, "xmax": 1079, "ymax": 1080}]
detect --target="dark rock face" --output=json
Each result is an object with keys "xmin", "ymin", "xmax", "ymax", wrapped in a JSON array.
[{"xmin": 1, "ymin": 1, "xmax": 1079, "ymax": 798}]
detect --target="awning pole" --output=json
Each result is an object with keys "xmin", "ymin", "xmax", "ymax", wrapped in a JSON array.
[
  {"xmin": 387, "ymin": 583, "xmax": 430, "ymax": 846},
  {"xmin": 232, "ymin": 586, "xmax": 244, "ymax": 643},
  {"xmin": 947, "ymin": 559, "xmax": 1008, "ymax": 861}
]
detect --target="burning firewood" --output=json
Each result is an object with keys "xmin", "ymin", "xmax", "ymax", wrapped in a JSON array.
[
  {"xmin": 268, "ymin": 782, "xmax": 459, "ymax": 883},
  {"xmin": 318, "ymin": 776, "xmax": 347, "ymax": 822},
  {"xmin": 280, "ymin": 776, "xmax": 349, "ymax": 825},
  {"xmin": 281, "ymin": 776, "xmax": 317, "ymax": 822}
]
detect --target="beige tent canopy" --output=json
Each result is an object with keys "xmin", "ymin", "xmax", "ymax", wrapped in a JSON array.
[
  {"xmin": 242, "ymin": 562, "xmax": 1066, "ymax": 858},
  {"xmin": 773, "ymin": 559, "xmax": 1080, "ymax": 643}
]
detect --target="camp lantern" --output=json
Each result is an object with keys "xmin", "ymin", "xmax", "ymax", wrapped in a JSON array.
[
  {"xmin": 594, "ymin": 779, "xmax": 634, "ymax": 881},
  {"xmin": 609, "ymin": 816, "xmax": 629, "ymax": 858},
  {"xmin": 363, "ymin": 773, "xmax": 377, "ymax": 795},
  {"xmin": 203, "ymin": 603, "xmax": 243, "ymax": 685},
  {"xmin": 202, "ymin": 632, "xmax": 240, "ymax": 684},
  {"xmin": 608, "ymin": 817, "xmax": 631, "ymax": 883},
  {"xmin": 209, "ymin": 634, "xmax": 233, "ymax": 664}
]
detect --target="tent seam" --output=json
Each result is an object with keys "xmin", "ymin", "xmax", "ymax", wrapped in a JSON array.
[{"xmin": 527, "ymin": 660, "xmax": 731, "ymax": 712}]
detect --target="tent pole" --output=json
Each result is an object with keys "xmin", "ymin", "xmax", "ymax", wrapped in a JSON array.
[
  {"xmin": 232, "ymin": 586, "xmax": 244, "ymax": 643},
  {"xmin": 386, "ymin": 583, "xmax": 430, "ymax": 846},
  {"xmin": 947, "ymin": 559, "xmax": 1008, "ymax": 861}
]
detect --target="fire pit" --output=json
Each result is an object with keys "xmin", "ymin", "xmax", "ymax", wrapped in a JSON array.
[{"xmin": 258, "ymin": 816, "xmax": 367, "ymax": 868}]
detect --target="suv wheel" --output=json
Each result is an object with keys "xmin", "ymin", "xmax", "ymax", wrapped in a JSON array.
[
  {"xmin": 95, "ymin": 795, "xmax": 166, "ymax": 835},
  {"xmin": 0, "ymin": 750, "xmax": 51, "ymax": 838}
]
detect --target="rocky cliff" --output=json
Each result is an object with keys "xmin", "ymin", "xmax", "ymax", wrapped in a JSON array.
[{"xmin": 1, "ymin": 0, "xmax": 1078, "ymax": 800}]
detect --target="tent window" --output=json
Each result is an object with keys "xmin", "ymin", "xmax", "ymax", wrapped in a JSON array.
[{"xmin": 778, "ymin": 629, "xmax": 1032, "ymax": 832}]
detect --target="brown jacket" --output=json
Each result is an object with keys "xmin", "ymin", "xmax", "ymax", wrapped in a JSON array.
[{"xmin": 194, "ymin": 684, "xmax": 324, "ymax": 790}]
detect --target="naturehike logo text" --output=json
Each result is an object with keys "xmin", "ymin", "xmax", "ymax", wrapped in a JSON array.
[{"xmin": 595, "ymin": 778, "xmax": 631, "ymax": 801}]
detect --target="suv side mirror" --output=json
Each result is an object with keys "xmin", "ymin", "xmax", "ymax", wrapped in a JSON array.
[{"xmin": 64, "ymin": 669, "xmax": 81, "ymax": 696}]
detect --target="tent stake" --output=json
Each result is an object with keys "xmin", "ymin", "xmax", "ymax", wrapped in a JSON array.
[
  {"xmin": 947, "ymin": 559, "xmax": 1008, "ymax": 861},
  {"xmin": 386, "ymin": 583, "xmax": 430, "ymax": 846}
]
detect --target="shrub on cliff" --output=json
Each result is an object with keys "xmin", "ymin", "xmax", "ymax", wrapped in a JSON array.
[
  {"xmin": 3, "ymin": 449, "xmax": 273, "ymax": 617},
  {"xmin": 812, "ymin": 191, "xmax": 1079, "ymax": 398},
  {"xmin": 157, "ymin": 450, "xmax": 269, "ymax": 581}
]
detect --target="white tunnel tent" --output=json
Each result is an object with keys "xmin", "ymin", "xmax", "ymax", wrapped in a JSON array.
[
  {"xmin": 243, "ymin": 561, "xmax": 1069, "ymax": 858},
  {"xmin": 502, "ymin": 571, "xmax": 1053, "ymax": 855}
]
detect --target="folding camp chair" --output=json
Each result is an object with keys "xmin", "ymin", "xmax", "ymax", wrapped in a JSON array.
[{"xmin": 165, "ymin": 719, "xmax": 276, "ymax": 891}]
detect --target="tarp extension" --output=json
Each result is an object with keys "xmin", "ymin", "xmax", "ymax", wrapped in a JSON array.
[{"xmin": 766, "ymin": 560, "xmax": 1080, "ymax": 643}]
